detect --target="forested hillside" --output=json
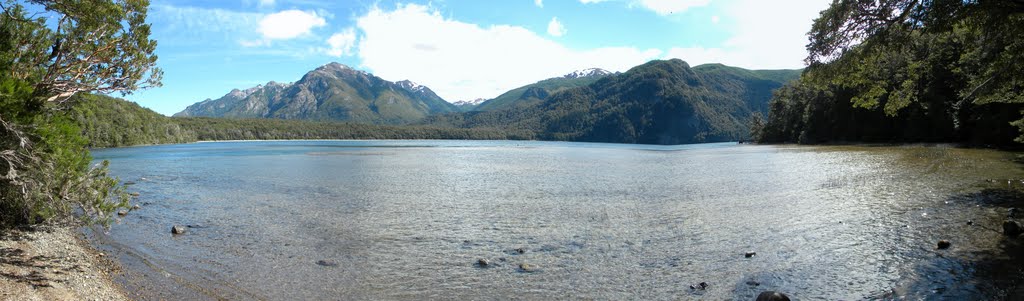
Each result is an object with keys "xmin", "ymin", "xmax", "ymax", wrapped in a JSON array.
[
  {"xmin": 72, "ymin": 96, "xmax": 533, "ymax": 148},
  {"xmin": 72, "ymin": 94, "xmax": 195, "ymax": 148},
  {"xmin": 758, "ymin": 0, "xmax": 1024, "ymax": 147},
  {"xmin": 424, "ymin": 59, "xmax": 800, "ymax": 144}
]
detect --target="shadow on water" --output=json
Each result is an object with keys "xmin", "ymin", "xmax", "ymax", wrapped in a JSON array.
[{"xmin": 891, "ymin": 188, "xmax": 1024, "ymax": 300}]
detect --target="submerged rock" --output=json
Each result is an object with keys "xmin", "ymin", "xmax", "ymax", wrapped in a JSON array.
[
  {"xmin": 117, "ymin": 210, "xmax": 128, "ymax": 217},
  {"xmin": 171, "ymin": 225, "xmax": 186, "ymax": 234},
  {"xmin": 756, "ymin": 291, "xmax": 791, "ymax": 301},
  {"xmin": 316, "ymin": 260, "xmax": 339, "ymax": 267},
  {"xmin": 476, "ymin": 259, "xmax": 490, "ymax": 268},
  {"xmin": 937, "ymin": 240, "xmax": 951, "ymax": 249},
  {"xmin": 690, "ymin": 282, "xmax": 709, "ymax": 290},
  {"xmin": 517, "ymin": 263, "xmax": 538, "ymax": 273},
  {"xmin": 1004, "ymin": 220, "xmax": 1023, "ymax": 237},
  {"xmin": 129, "ymin": 192, "xmax": 140, "ymax": 197}
]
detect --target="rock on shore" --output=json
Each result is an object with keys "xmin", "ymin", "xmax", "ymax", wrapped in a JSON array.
[{"xmin": 0, "ymin": 226, "xmax": 127, "ymax": 301}]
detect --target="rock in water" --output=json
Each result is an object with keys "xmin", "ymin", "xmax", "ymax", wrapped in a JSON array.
[
  {"xmin": 132, "ymin": 204, "xmax": 141, "ymax": 210},
  {"xmin": 756, "ymin": 291, "xmax": 791, "ymax": 301},
  {"xmin": 745, "ymin": 252, "xmax": 756, "ymax": 258},
  {"xmin": 316, "ymin": 260, "xmax": 339, "ymax": 267},
  {"xmin": 937, "ymin": 240, "xmax": 951, "ymax": 249},
  {"xmin": 117, "ymin": 210, "xmax": 128, "ymax": 216},
  {"xmin": 1010, "ymin": 208, "xmax": 1020, "ymax": 218},
  {"xmin": 1004, "ymin": 220, "xmax": 1023, "ymax": 237},
  {"xmin": 518, "ymin": 263, "xmax": 537, "ymax": 273},
  {"xmin": 171, "ymin": 225, "xmax": 186, "ymax": 234},
  {"xmin": 476, "ymin": 259, "xmax": 490, "ymax": 267}
]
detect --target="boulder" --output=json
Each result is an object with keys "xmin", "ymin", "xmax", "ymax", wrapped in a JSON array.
[
  {"xmin": 937, "ymin": 240, "xmax": 951, "ymax": 249},
  {"xmin": 171, "ymin": 225, "xmax": 186, "ymax": 234},
  {"xmin": 756, "ymin": 291, "xmax": 791, "ymax": 301},
  {"xmin": 689, "ymin": 282, "xmax": 709, "ymax": 290},
  {"xmin": 744, "ymin": 252, "xmax": 756, "ymax": 258},
  {"xmin": 1010, "ymin": 208, "xmax": 1020, "ymax": 218},
  {"xmin": 1004, "ymin": 220, "xmax": 1023, "ymax": 237}
]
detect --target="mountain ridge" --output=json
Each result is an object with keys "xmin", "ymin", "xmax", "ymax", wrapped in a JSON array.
[{"xmin": 174, "ymin": 62, "xmax": 457, "ymax": 124}]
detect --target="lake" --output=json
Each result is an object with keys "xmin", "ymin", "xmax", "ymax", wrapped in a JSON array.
[{"xmin": 88, "ymin": 140, "xmax": 1024, "ymax": 300}]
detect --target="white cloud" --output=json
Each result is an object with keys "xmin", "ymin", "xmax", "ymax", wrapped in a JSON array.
[
  {"xmin": 325, "ymin": 28, "xmax": 357, "ymax": 56},
  {"xmin": 636, "ymin": 0, "xmax": 710, "ymax": 15},
  {"xmin": 355, "ymin": 4, "xmax": 661, "ymax": 102},
  {"xmin": 547, "ymin": 17, "xmax": 567, "ymax": 37},
  {"xmin": 711, "ymin": 15, "xmax": 720, "ymax": 24},
  {"xmin": 579, "ymin": 0, "xmax": 708, "ymax": 15},
  {"xmin": 664, "ymin": 0, "xmax": 829, "ymax": 69},
  {"xmin": 535, "ymin": 0, "xmax": 544, "ymax": 8},
  {"xmin": 258, "ymin": 10, "xmax": 326, "ymax": 40}
]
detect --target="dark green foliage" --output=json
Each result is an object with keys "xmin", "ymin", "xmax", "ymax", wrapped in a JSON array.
[
  {"xmin": 1, "ymin": 0, "xmax": 157, "ymax": 228},
  {"xmin": 424, "ymin": 60, "xmax": 800, "ymax": 145},
  {"xmin": 71, "ymin": 94, "xmax": 194, "ymax": 147},
  {"xmin": 760, "ymin": 0, "xmax": 1024, "ymax": 146},
  {"xmin": 173, "ymin": 117, "xmax": 535, "ymax": 142},
  {"xmin": 473, "ymin": 75, "xmax": 607, "ymax": 112}
]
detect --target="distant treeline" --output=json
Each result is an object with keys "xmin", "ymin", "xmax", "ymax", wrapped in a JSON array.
[{"xmin": 71, "ymin": 94, "xmax": 535, "ymax": 148}]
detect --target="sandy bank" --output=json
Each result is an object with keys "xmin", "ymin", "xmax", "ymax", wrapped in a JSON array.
[{"xmin": 0, "ymin": 226, "xmax": 126, "ymax": 301}]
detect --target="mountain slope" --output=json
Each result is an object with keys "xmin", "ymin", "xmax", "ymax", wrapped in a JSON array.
[
  {"xmin": 423, "ymin": 59, "xmax": 800, "ymax": 144},
  {"xmin": 473, "ymin": 68, "xmax": 614, "ymax": 112},
  {"xmin": 174, "ymin": 63, "xmax": 458, "ymax": 124}
]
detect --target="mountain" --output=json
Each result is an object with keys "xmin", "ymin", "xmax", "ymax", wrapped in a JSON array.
[
  {"xmin": 174, "ymin": 63, "xmax": 458, "ymax": 124},
  {"xmin": 423, "ymin": 59, "xmax": 801, "ymax": 144},
  {"xmin": 472, "ymin": 68, "xmax": 615, "ymax": 112},
  {"xmin": 452, "ymin": 98, "xmax": 487, "ymax": 111}
]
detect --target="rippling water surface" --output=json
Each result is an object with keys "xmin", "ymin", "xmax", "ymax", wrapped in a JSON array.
[{"xmin": 89, "ymin": 140, "xmax": 1024, "ymax": 300}]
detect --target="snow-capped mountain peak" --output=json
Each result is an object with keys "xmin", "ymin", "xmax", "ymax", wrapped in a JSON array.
[
  {"xmin": 563, "ymin": 68, "xmax": 612, "ymax": 79},
  {"xmin": 452, "ymin": 98, "xmax": 486, "ymax": 106},
  {"xmin": 397, "ymin": 80, "xmax": 426, "ymax": 93}
]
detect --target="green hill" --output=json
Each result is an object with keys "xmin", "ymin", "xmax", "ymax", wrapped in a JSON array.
[{"xmin": 424, "ymin": 59, "xmax": 800, "ymax": 144}]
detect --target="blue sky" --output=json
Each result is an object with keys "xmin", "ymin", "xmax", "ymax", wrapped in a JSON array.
[{"xmin": 127, "ymin": 0, "xmax": 830, "ymax": 115}]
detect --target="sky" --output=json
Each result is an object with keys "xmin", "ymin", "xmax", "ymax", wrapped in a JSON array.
[{"xmin": 125, "ymin": 0, "xmax": 831, "ymax": 116}]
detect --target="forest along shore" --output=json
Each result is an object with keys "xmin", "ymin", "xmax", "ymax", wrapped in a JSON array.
[{"xmin": 0, "ymin": 226, "xmax": 126, "ymax": 301}]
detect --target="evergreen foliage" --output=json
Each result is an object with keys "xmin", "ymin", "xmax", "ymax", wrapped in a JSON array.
[{"xmin": 759, "ymin": 0, "xmax": 1024, "ymax": 146}]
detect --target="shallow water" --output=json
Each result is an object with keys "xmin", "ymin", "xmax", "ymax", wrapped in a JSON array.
[{"xmin": 89, "ymin": 140, "xmax": 1024, "ymax": 300}]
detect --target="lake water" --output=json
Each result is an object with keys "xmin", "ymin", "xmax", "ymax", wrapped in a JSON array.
[{"xmin": 89, "ymin": 140, "xmax": 1024, "ymax": 300}]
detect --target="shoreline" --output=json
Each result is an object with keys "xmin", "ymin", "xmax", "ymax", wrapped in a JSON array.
[{"xmin": 0, "ymin": 226, "xmax": 127, "ymax": 301}]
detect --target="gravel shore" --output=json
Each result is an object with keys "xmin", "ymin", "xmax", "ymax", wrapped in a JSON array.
[{"xmin": 0, "ymin": 226, "xmax": 127, "ymax": 301}]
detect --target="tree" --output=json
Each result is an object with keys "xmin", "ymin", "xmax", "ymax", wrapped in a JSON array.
[
  {"xmin": 1, "ymin": 0, "xmax": 162, "ymax": 107},
  {"xmin": 0, "ymin": 0, "xmax": 159, "ymax": 227}
]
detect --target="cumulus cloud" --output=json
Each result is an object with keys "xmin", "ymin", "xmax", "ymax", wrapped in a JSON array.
[
  {"xmin": 258, "ymin": 10, "xmax": 326, "ymax": 40},
  {"xmin": 665, "ymin": 0, "xmax": 829, "ymax": 69},
  {"xmin": 547, "ymin": 17, "xmax": 567, "ymax": 37},
  {"xmin": 326, "ymin": 28, "xmax": 357, "ymax": 56},
  {"xmin": 355, "ymin": 4, "xmax": 660, "ymax": 101},
  {"xmin": 535, "ymin": 0, "xmax": 544, "ymax": 8}
]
